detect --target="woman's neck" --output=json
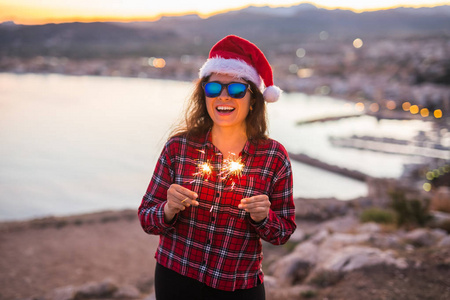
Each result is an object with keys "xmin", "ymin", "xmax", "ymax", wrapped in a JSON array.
[{"xmin": 211, "ymin": 126, "xmax": 247, "ymax": 159}]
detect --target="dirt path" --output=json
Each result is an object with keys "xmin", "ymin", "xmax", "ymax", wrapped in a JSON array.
[{"xmin": 0, "ymin": 210, "xmax": 159, "ymax": 300}]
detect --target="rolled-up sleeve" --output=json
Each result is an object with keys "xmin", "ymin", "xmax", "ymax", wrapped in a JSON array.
[
  {"xmin": 138, "ymin": 143, "xmax": 177, "ymax": 234},
  {"xmin": 250, "ymin": 154, "xmax": 296, "ymax": 245}
]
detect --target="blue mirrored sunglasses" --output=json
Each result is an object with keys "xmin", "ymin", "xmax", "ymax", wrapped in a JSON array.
[{"xmin": 202, "ymin": 81, "xmax": 251, "ymax": 99}]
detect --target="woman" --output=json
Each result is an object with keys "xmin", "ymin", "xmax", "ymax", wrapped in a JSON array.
[{"xmin": 138, "ymin": 35, "xmax": 296, "ymax": 300}]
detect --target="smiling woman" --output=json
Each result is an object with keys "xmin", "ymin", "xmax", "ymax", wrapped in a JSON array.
[
  {"xmin": 0, "ymin": 0, "xmax": 445, "ymax": 24},
  {"xmin": 138, "ymin": 35, "xmax": 295, "ymax": 299}
]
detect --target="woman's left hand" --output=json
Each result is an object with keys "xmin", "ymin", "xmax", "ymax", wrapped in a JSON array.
[{"xmin": 238, "ymin": 195, "xmax": 270, "ymax": 223}]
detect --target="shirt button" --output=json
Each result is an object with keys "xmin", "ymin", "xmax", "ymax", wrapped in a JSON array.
[
  {"xmin": 216, "ymin": 192, "xmax": 220, "ymax": 197},
  {"xmin": 207, "ymin": 239, "xmax": 211, "ymax": 244},
  {"xmin": 211, "ymin": 217, "xmax": 215, "ymax": 221}
]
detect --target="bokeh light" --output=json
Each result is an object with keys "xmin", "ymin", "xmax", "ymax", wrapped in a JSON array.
[
  {"xmin": 402, "ymin": 102, "xmax": 411, "ymax": 111},
  {"xmin": 386, "ymin": 100, "xmax": 396, "ymax": 110},
  {"xmin": 319, "ymin": 31, "xmax": 329, "ymax": 40},
  {"xmin": 410, "ymin": 105, "xmax": 419, "ymax": 114},
  {"xmin": 434, "ymin": 109, "xmax": 443, "ymax": 119},
  {"xmin": 296, "ymin": 48, "xmax": 306, "ymax": 58},
  {"xmin": 297, "ymin": 68, "xmax": 314, "ymax": 78},
  {"xmin": 353, "ymin": 38, "xmax": 363, "ymax": 48},
  {"xmin": 355, "ymin": 102, "xmax": 365, "ymax": 111},
  {"xmin": 369, "ymin": 103, "xmax": 379, "ymax": 112},
  {"xmin": 420, "ymin": 108, "xmax": 429, "ymax": 117}
]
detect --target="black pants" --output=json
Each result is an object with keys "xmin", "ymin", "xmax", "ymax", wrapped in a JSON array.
[{"xmin": 154, "ymin": 263, "xmax": 265, "ymax": 300}]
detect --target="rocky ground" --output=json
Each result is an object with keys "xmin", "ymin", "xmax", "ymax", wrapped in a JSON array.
[{"xmin": 0, "ymin": 199, "xmax": 449, "ymax": 300}]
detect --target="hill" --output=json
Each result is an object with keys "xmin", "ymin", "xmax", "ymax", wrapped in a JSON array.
[{"xmin": 1, "ymin": 4, "xmax": 449, "ymax": 58}]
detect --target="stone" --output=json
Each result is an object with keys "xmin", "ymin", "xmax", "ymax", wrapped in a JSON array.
[
  {"xmin": 289, "ymin": 228, "xmax": 306, "ymax": 242},
  {"xmin": 438, "ymin": 235, "xmax": 450, "ymax": 247},
  {"xmin": 404, "ymin": 228, "xmax": 442, "ymax": 247},
  {"xmin": 113, "ymin": 284, "xmax": 141, "ymax": 299},
  {"xmin": 269, "ymin": 241, "xmax": 319, "ymax": 285},
  {"xmin": 77, "ymin": 278, "xmax": 118, "ymax": 298},
  {"xmin": 319, "ymin": 215, "xmax": 359, "ymax": 233},
  {"xmin": 310, "ymin": 229, "xmax": 330, "ymax": 244},
  {"xmin": 320, "ymin": 245, "xmax": 407, "ymax": 272},
  {"xmin": 47, "ymin": 286, "xmax": 77, "ymax": 300},
  {"xmin": 370, "ymin": 233, "xmax": 402, "ymax": 249},
  {"xmin": 357, "ymin": 222, "xmax": 382, "ymax": 234},
  {"xmin": 142, "ymin": 293, "xmax": 156, "ymax": 300},
  {"xmin": 266, "ymin": 284, "xmax": 318, "ymax": 300}
]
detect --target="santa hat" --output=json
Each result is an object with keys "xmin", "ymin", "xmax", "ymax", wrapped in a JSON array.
[{"xmin": 199, "ymin": 35, "xmax": 282, "ymax": 103}]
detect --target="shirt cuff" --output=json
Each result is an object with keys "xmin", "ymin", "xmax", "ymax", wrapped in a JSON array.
[
  {"xmin": 160, "ymin": 202, "xmax": 178, "ymax": 228},
  {"xmin": 249, "ymin": 215, "xmax": 269, "ymax": 228}
]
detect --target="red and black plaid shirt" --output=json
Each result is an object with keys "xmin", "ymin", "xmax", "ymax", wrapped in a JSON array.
[{"xmin": 138, "ymin": 131, "xmax": 296, "ymax": 291}]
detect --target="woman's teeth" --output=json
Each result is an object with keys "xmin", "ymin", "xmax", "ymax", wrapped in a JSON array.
[{"xmin": 216, "ymin": 106, "xmax": 235, "ymax": 112}]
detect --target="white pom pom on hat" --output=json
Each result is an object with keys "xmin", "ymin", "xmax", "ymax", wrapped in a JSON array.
[{"xmin": 199, "ymin": 35, "xmax": 282, "ymax": 103}]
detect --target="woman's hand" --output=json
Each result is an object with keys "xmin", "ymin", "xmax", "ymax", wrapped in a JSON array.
[
  {"xmin": 238, "ymin": 195, "xmax": 270, "ymax": 223},
  {"xmin": 164, "ymin": 184, "xmax": 198, "ymax": 223}
]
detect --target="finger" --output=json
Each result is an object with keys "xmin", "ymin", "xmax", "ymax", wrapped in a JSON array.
[
  {"xmin": 242, "ymin": 195, "xmax": 268, "ymax": 204},
  {"xmin": 174, "ymin": 185, "xmax": 198, "ymax": 200},
  {"xmin": 239, "ymin": 196, "xmax": 269, "ymax": 209},
  {"xmin": 181, "ymin": 197, "xmax": 199, "ymax": 207},
  {"xmin": 168, "ymin": 185, "xmax": 198, "ymax": 205}
]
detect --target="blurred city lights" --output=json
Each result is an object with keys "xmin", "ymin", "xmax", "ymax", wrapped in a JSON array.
[
  {"xmin": 426, "ymin": 171, "xmax": 434, "ymax": 181},
  {"xmin": 434, "ymin": 109, "xmax": 443, "ymax": 119},
  {"xmin": 297, "ymin": 68, "xmax": 314, "ymax": 78},
  {"xmin": 423, "ymin": 182, "xmax": 432, "ymax": 192},
  {"xmin": 420, "ymin": 108, "xmax": 429, "ymax": 117},
  {"xmin": 369, "ymin": 103, "xmax": 379, "ymax": 112},
  {"xmin": 296, "ymin": 48, "xmax": 306, "ymax": 58},
  {"xmin": 153, "ymin": 58, "xmax": 166, "ymax": 68},
  {"xmin": 319, "ymin": 85, "xmax": 331, "ymax": 95},
  {"xmin": 410, "ymin": 105, "xmax": 419, "ymax": 114},
  {"xmin": 289, "ymin": 64, "xmax": 299, "ymax": 74},
  {"xmin": 355, "ymin": 102, "xmax": 365, "ymax": 111},
  {"xmin": 353, "ymin": 38, "xmax": 363, "ymax": 49},
  {"xmin": 148, "ymin": 57, "xmax": 166, "ymax": 68},
  {"xmin": 386, "ymin": 100, "xmax": 396, "ymax": 110},
  {"xmin": 402, "ymin": 102, "xmax": 411, "ymax": 111},
  {"xmin": 319, "ymin": 31, "xmax": 329, "ymax": 41}
]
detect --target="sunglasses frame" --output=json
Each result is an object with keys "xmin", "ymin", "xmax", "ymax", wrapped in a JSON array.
[{"xmin": 202, "ymin": 81, "xmax": 252, "ymax": 99}]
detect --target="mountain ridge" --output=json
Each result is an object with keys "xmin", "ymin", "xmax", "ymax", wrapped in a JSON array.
[{"xmin": 0, "ymin": 5, "xmax": 449, "ymax": 59}]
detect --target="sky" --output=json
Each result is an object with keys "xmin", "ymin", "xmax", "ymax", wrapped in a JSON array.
[{"xmin": 0, "ymin": 0, "xmax": 448, "ymax": 24}]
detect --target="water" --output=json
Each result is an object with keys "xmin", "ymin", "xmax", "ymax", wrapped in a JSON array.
[{"xmin": 0, "ymin": 73, "xmax": 432, "ymax": 221}]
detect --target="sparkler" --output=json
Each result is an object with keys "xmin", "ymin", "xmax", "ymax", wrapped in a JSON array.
[
  {"xmin": 220, "ymin": 153, "xmax": 244, "ymax": 190},
  {"xmin": 186, "ymin": 149, "xmax": 213, "ymax": 184},
  {"xmin": 187, "ymin": 149, "xmax": 245, "ymax": 214},
  {"xmin": 193, "ymin": 162, "xmax": 213, "ymax": 181}
]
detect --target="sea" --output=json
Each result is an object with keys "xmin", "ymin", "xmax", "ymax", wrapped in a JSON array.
[{"xmin": 0, "ymin": 73, "xmax": 433, "ymax": 221}]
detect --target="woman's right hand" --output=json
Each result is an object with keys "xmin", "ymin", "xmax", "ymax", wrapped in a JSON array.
[{"xmin": 164, "ymin": 184, "xmax": 199, "ymax": 223}]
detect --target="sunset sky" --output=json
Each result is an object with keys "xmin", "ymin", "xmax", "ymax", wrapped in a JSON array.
[{"xmin": 0, "ymin": 0, "xmax": 448, "ymax": 24}]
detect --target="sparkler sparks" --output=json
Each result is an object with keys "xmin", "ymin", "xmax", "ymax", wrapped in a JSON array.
[
  {"xmin": 188, "ymin": 150, "xmax": 245, "ymax": 192},
  {"xmin": 194, "ymin": 162, "xmax": 213, "ymax": 181},
  {"xmin": 220, "ymin": 153, "xmax": 244, "ymax": 179},
  {"xmin": 220, "ymin": 153, "xmax": 244, "ymax": 190}
]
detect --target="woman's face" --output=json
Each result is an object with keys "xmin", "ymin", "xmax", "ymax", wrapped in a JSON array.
[{"xmin": 204, "ymin": 73, "xmax": 252, "ymax": 132}]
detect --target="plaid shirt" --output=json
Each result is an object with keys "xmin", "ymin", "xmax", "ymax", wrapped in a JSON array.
[{"xmin": 138, "ymin": 131, "xmax": 296, "ymax": 291}]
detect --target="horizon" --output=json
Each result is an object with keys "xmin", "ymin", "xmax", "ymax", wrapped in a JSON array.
[{"xmin": 0, "ymin": 0, "xmax": 448, "ymax": 25}]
